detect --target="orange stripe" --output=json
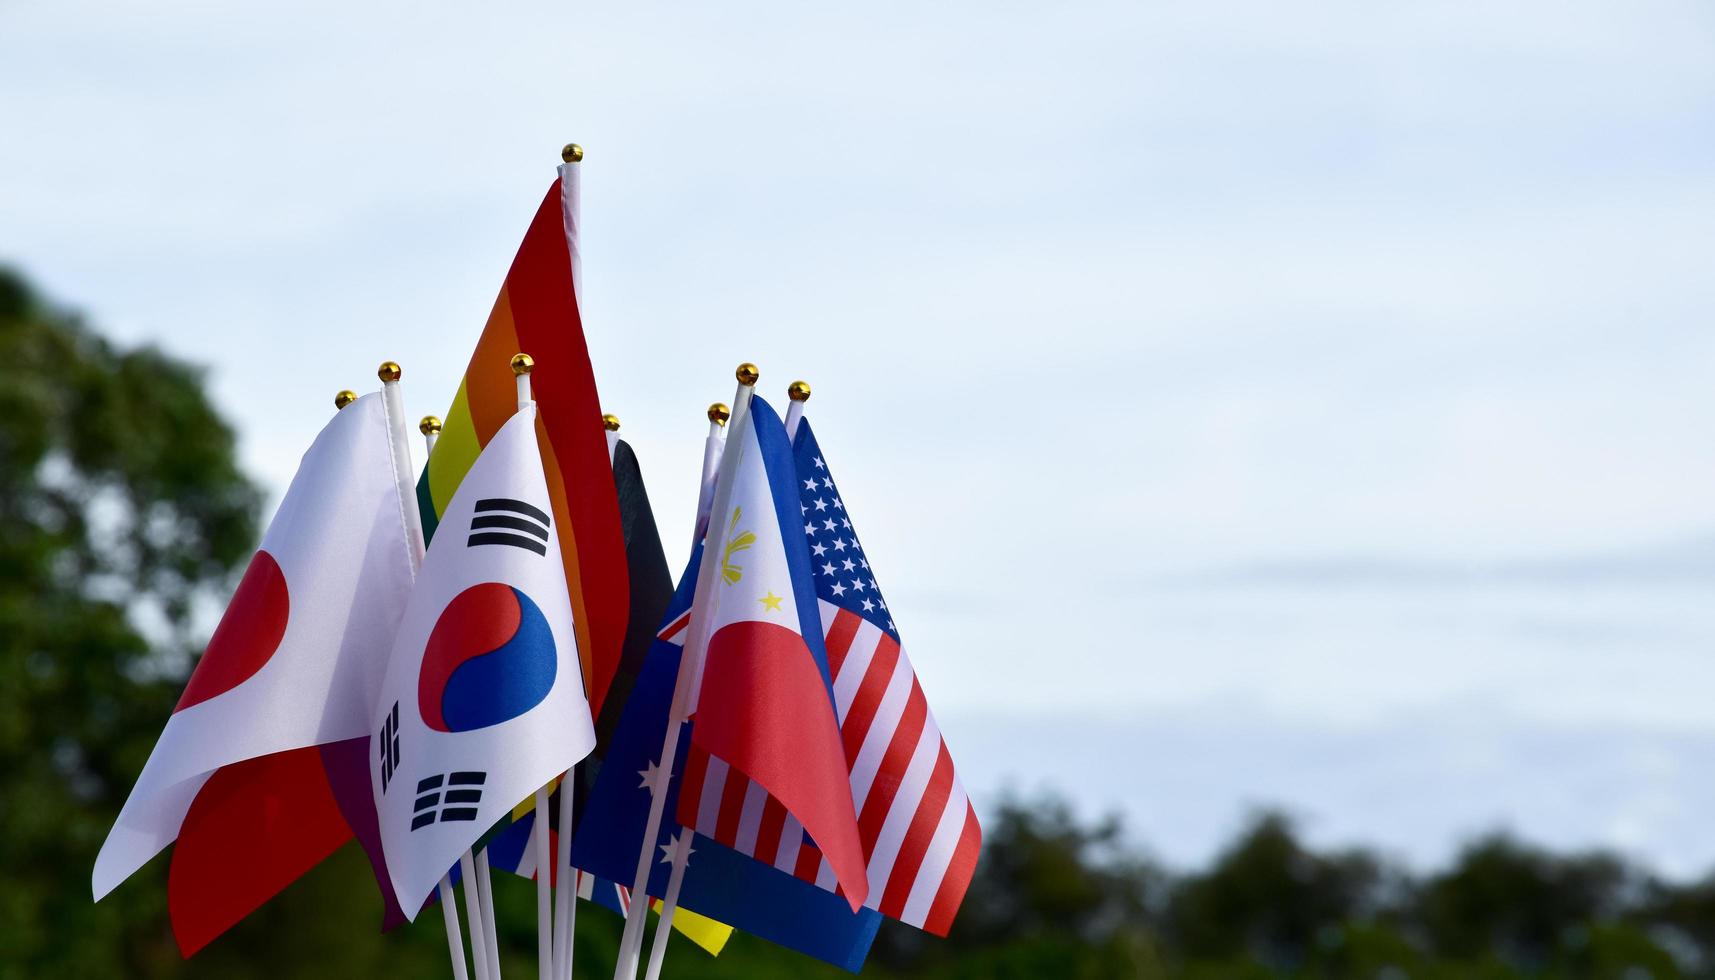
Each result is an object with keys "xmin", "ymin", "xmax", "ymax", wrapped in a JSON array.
[
  {"xmin": 463, "ymin": 286, "xmax": 523, "ymax": 444},
  {"xmin": 535, "ymin": 430, "xmax": 595, "ymax": 701}
]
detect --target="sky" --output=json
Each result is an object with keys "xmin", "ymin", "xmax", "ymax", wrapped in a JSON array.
[{"xmin": 4, "ymin": 0, "xmax": 1715, "ymax": 875}]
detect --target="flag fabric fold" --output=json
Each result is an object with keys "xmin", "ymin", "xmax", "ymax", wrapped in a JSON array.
[
  {"xmin": 371, "ymin": 404, "xmax": 597, "ymax": 916},
  {"xmin": 676, "ymin": 417, "xmax": 982, "ymax": 935},
  {"xmin": 572, "ymin": 548, "xmax": 882, "ymax": 972},
  {"xmin": 92, "ymin": 392, "xmax": 417, "ymax": 952},
  {"xmin": 675, "ymin": 395, "xmax": 869, "ymax": 910}
]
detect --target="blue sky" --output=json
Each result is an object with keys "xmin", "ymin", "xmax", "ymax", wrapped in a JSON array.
[{"xmin": 4, "ymin": 1, "xmax": 1715, "ymax": 873}]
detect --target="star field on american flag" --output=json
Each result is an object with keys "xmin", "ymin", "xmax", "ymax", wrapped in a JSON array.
[{"xmin": 797, "ymin": 442, "xmax": 897, "ymax": 638}]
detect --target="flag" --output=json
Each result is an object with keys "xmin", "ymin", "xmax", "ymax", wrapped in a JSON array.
[
  {"xmin": 572, "ymin": 548, "xmax": 882, "ymax": 971},
  {"xmin": 680, "ymin": 417, "xmax": 982, "ymax": 935},
  {"xmin": 372, "ymin": 403, "xmax": 597, "ymax": 914},
  {"xmin": 597, "ymin": 437, "xmax": 675, "ymax": 751},
  {"xmin": 419, "ymin": 164, "xmax": 630, "ymax": 727},
  {"xmin": 477, "ymin": 431, "xmax": 729, "ymax": 950},
  {"xmin": 676, "ymin": 395, "xmax": 869, "ymax": 909},
  {"xmin": 92, "ymin": 393, "xmax": 417, "ymax": 952}
]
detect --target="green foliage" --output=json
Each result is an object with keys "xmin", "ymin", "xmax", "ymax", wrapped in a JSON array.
[
  {"xmin": 0, "ymin": 266, "xmax": 260, "ymax": 977},
  {"xmin": 5, "ymin": 265, "xmax": 1715, "ymax": 979}
]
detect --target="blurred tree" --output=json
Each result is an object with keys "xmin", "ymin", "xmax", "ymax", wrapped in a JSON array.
[
  {"xmin": 1417, "ymin": 834, "xmax": 1632, "ymax": 971},
  {"xmin": 870, "ymin": 792, "xmax": 1165, "ymax": 978},
  {"xmin": 0, "ymin": 266, "xmax": 261, "ymax": 975},
  {"xmin": 1167, "ymin": 812, "xmax": 1390, "ymax": 973}
]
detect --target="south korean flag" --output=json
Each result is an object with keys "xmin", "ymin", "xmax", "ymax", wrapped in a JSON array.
[{"xmin": 370, "ymin": 404, "xmax": 597, "ymax": 915}]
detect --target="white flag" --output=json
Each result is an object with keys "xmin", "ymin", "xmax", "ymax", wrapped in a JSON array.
[
  {"xmin": 93, "ymin": 392, "xmax": 416, "ymax": 899},
  {"xmin": 371, "ymin": 403, "xmax": 597, "ymax": 915}
]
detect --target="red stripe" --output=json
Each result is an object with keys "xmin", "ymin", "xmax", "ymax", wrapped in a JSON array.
[
  {"xmin": 823, "ymin": 609, "xmax": 862, "ymax": 679},
  {"xmin": 714, "ymin": 768, "xmax": 749, "ymax": 845},
  {"xmin": 678, "ymin": 746, "xmax": 710, "ymax": 830},
  {"xmin": 877, "ymin": 743, "xmax": 955, "ymax": 919},
  {"xmin": 501, "ymin": 181, "xmax": 629, "ymax": 719},
  {"xmin": 794, "ymin": 841, "xmax": 823, "ymax": 883},
  {"xmin": 753, "ymin": 796, "xmax": 788, "ymax": 866},
  {"xmin": 840, "ymin": 633, "xmax": 901, "ymax": 762},
  {"xmin": 857, "ymin": 680, "xmax": 927, "ymax": 855},
  {"xmin": 658, "ymin": 609, "xmax": 692, "ymax": 642},
  {"xmin": 921, "ymin": 803, "xmax": 983, "ymax": 937}
]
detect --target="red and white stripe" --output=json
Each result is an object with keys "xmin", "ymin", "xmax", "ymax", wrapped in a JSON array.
[{"xmin": 677, "ymin": 602, "xmax": 980, "ymax": 935}]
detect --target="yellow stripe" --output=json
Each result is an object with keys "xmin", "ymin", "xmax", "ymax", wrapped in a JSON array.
[
  {"xmin": 651, "ymin": 900, "xmax": 734, "ymax": 956},
  {"xmin": 427, "ymin": 381, "xmax": 482, "ymax": 517}
]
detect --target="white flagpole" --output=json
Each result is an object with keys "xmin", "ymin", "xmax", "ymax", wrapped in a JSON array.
[
  {"xmin": 438, "ymin": 875, "xmax": 472, "ymax": 980},
  {"xmin": 641, "ymin": 833, "xmax": 692, "ymax": 980},
  {"xmin": 549, "ymin": 406, "xmax": 622, "ymax": 980},
  {"xmin": 611, "ymin": 364, "xmax": 757, "ymax": 980},
  {"xmin": 551, "ymin": 775, "xmax": 577, "ymax": 980},
  {"xmin": 532, "ymin": 785, "xmax": 553, "ymax": 980},
  {"xmin": 476, "ymin": 848, "xmax": 503, "ymax": 980},
  {"xmin": 377, "ymin": 362, "xmax": 427, "ymax": 572},
  {"xmin": 378, "ymin": 366, "xmax": 486, "ymax": 980},
  {"xmin": 637, "ymin": 401, "xmax": 732, "ymax": 980},
  {"xmin": 413, "ymin": 412, "xmax": 473, "ymax": 980},
  {"xmin": 460, "ymin": 850, "xmax": 494, "ymax": 980},
  {"xmin": 422, "ymin": 414, "xmax": 443, "ymax": 456},
  {"xmin": 783, "ymin": 380, "xmax": 810, "ymax": 442},
  {"xmin": 527, "ymin": 379, "xmax": 559, "ymax": 980},
  {"xmin": 695, "ymin": 403, "xmax": 730, "ymax": 540}
]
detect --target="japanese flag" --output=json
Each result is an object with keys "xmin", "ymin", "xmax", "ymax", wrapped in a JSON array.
[
  {"xmin": 371, "ymin": 404, "xmax": 597, "ymax": 914},
  {"xmin": 93, "ymin": 393, "xmax": 417, "ymax": 900}
]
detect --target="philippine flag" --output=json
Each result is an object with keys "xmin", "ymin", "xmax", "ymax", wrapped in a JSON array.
[
  {"xmin": 93, "ymin": 393, "xmax": 417, "ymax": 907},
  {"xmin": 371, "ymin": 402, "xmax": 597, "ymax": 914},
  {"xmin": 675, "ymin": 395, "xmax": 869, "ymax": 911}
]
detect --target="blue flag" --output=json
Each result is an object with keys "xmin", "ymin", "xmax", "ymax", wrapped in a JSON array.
[{"xmin": 571, "ymin": 549, "xmax": 882, "ymax": 972}]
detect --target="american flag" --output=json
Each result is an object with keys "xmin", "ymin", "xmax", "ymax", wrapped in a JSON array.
[{"xmin": 676, "ymin": 420, "xmax": 980, "ymax": 935}]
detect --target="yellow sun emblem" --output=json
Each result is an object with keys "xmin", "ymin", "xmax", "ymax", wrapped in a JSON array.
[{"xmin": 720, "ymin": 506, "xmax": 755, "ymax": 586}]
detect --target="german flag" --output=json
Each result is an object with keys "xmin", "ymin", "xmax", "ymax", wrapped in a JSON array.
[{"xmin": 419, "ymin": 161, "xmax": 629, "ymax": 721}]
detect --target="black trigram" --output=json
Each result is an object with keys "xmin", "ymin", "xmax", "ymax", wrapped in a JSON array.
[
  {"xmin": 378, "ymin": 701, "xmax": 400, "ymax": 793},
  {"xmin": 410, "ymin": 771, "xmax": 487, "ymax": 831},
  {"xmin": 468, "ymin": 498, "xmax": 551, "ymax": 555}
]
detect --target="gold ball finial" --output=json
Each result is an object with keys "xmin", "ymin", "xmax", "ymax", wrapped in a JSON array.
[
  {"xmin": 561, "ymin": 143, "xmax": 584, "ymax": 163},
  {"xmin": 707, "ymin": 402, "xmax": 731, "ymax": 426},
  {"xmin": 601, "ymin": 413, "xmax": 621, "ymax": 432},
  {"xmin": 787, "ymin": 380, "xmax": 812, "ymax": 403},
  {"xmin": 735, "ymin": 362, "xmax": 760, "ymax": 386},
  {"xmin": 334, "ymin": 390, "xmax": 358, "ymax": 410},
  {"xmin": 377, "ymin": 361, "xmax": 402, "ymax": 383},
  {"xmin": 419, "ymin": 415, "xmax": 443, "ymax": 436},
  {"xmin": 511, "ymin": 352, "xmax": 535, "ymax": 376}
]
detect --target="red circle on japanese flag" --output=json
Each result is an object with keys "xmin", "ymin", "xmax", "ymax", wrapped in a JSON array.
[{"xmin": 175, "ymin": 550, "xmax": 290, "ymax": 712}]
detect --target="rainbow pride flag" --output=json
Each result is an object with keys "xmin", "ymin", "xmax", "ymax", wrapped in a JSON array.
[{"xmin": 420, "ymin": 163, "xmax": 630, "ymax": 719}]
